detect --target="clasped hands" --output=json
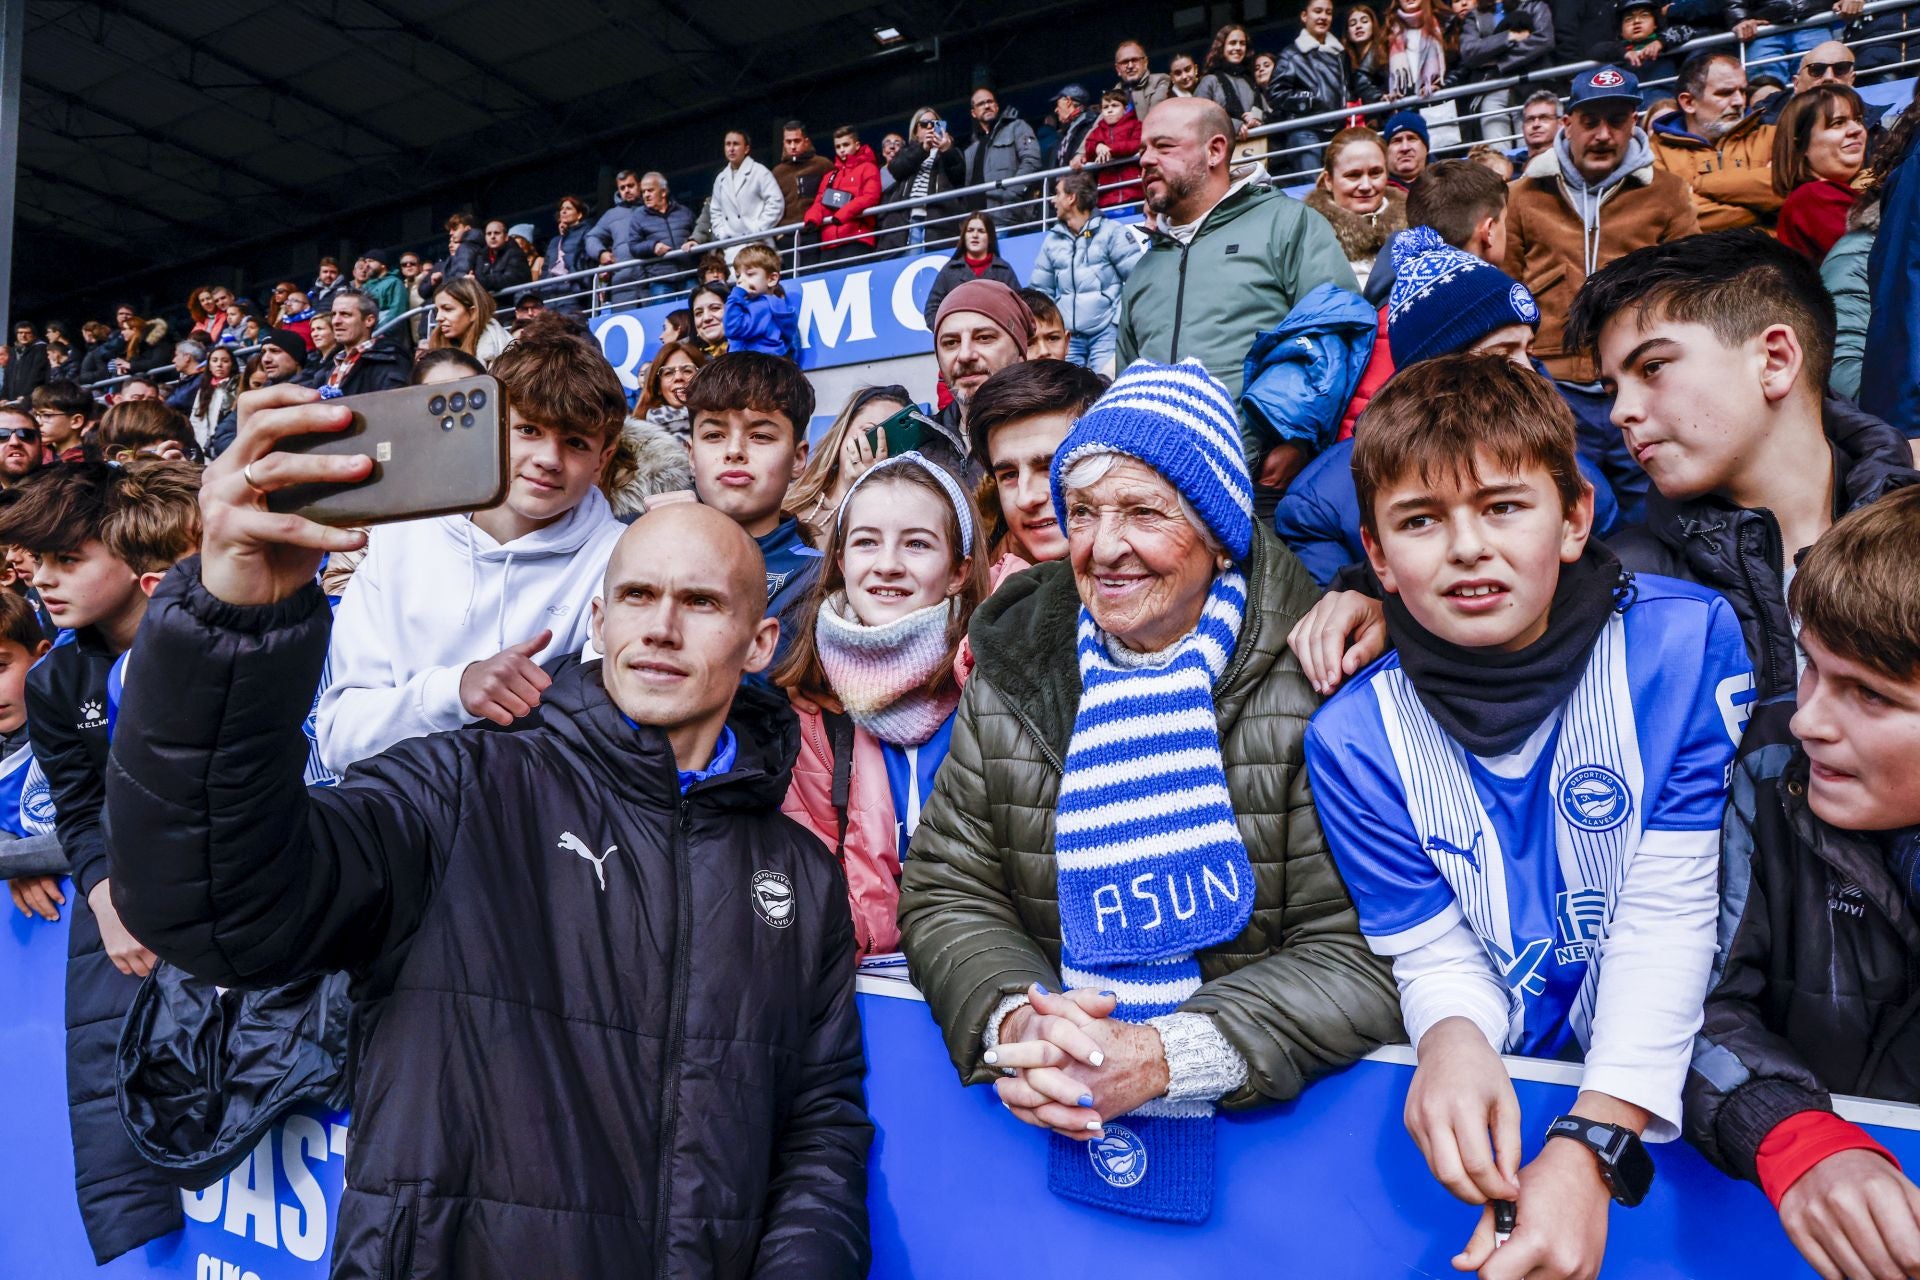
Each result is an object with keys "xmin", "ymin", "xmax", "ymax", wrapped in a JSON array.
[{"xmin": 984, "ymin": 983, "xmax": 1170, "ymax": 1141}]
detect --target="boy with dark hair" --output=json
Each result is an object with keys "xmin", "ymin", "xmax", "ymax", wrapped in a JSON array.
[
  {"xmin": 1018, "ymin": 288, "xmax": 1069, "ymax": 361},
  {"xmin": 30, "ymin": 379, "xmax": 92, "ymax": 461},
  {"xmin": 723, "ymin": 242, "xmax": 800, "ymax": 360},
  {"xmin": 317, "ymin": 329, "xmax": 626, "ymax": 772},
  {"xmin": 1568, "ymin": 228, "xmax": 1920, "ymax": 716},
  {"xmin": 685, "ymin": 351, "xmax": 819, "ymax": 644},
  {"xmin": 965, "ymin": 358, "xmax": 1106, "ymax": 568},
  {"xmin": 0, "ymin": 459, "xmax": 201, "ymax": 1261},
  {"xmin": 1306, "ymin": 355, "xmax": 1750, "ymax": 1280},
  {"xmin": 1686, "ymin": 486, "xmax": 1920, "ymax": 1280}
]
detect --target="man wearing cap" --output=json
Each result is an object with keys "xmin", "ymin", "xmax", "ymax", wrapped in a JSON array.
[
  {"xmin": 931, "ymin": 278, "xmax": 1033, "ymax": 467},
  {"xmin": 1650, "ymin": 52, "xmax": 1781, "ymax": 232},
  {"xmin": 356, "ymin": 251, "xmax": 411, "ymax": 338},
  {"xmin": 1117, "ymin": 98, "xmax": 1356, "ymax": 488},
  {"xmin": 210, "ymin": 330, "xmax": 308, "ymax": 457},
  {"xmin": 1382, "ymin": 111, "xmax": 1431, "ymax": 191},
  {"xmin": 1505, "ymin": 65, "xmax": 1698, "ymax": 382},
  {"xmin": 475, "ymin": 219, "xmax": 534, "ymax": 302},
  {"xmin": 1052, "ymin": 84, "xmax": 1099, "ymax": 169}
]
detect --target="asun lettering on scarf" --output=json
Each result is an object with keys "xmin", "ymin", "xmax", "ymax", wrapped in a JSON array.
[{"xmin": 1047, "ymin": 567, "xmax": 1253, "ymax": 1224}]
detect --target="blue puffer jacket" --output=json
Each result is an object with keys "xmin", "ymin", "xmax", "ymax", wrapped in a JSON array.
[
  {"xmin": 1029, "ymin": 214, "xmax": 1144, "ymax": 337},
  {"xmin": 1239, "ymin": 283, "xmax": 1379, "ymax": 469},
  {"xmin": 1275, "ymin": 417, "xmax": 1623, "ymax": 588}
]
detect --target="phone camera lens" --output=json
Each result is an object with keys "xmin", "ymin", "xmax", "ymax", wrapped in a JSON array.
[
  {"xmin": 440, "ymin": 416, "xmax": 455, "ymax": 431},
  {"xmin": 460, "ymin": 412, "xmax": 476, "ymax": 429},
  {"xmin": 428, "ymin": 395, "xmax": 447, "ymax": 415},
  {"xmin": 448, "ymin": 392, "xmax": 467, "ymax": 412},
  {"xmin": 467, "ymin": 389, "xmax": 487, "ymax": 409}
]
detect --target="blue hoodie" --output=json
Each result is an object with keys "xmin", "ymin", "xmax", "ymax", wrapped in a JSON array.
[{"xmin": 726, "ymin": 285, "xmax": 801, "ymax": 361}]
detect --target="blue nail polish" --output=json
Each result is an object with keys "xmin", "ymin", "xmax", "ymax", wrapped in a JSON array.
[
  {"xmin": 1100, "ymin": 990, "xmax": 1117, "ymax": 997},
  {"xmin": 1078, "ymin": 1093, "xmax": 1095, "ymax": 1108},
  {"xmin": 1032, "ymin": 983, "xmax": 1050, "ymax": 994}
]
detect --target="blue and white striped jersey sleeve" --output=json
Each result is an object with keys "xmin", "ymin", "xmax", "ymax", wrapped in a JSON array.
[{"xmin": 1305, "ymin": 687, "xmax": 1461, "ymax": 955}]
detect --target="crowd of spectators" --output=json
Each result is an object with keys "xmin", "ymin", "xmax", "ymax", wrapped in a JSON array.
[{"xmin": 7, "ymin": 5, "xmax": 1920, "ymax": 1278}]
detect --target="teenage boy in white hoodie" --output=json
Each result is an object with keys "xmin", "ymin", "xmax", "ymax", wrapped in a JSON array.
[{"xmin": 316, "ymin": 328, "xmax": 627, "ymax": 773}]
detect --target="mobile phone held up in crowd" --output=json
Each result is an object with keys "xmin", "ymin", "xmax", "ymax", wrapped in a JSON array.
[
  {"xmin": 932, "ymin": 120, "xmax": 948, "ymax": 140},
  {"xmin": 267, "ymin": 375, "xmax": 509, "ymax": 527},
  {"xmin": 867, "ymin": 405, "xmax": 941, "ymax": 459}
]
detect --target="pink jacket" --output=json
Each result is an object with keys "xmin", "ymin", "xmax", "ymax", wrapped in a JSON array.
[{"xmin": 782, "ymin": 704, "xmax": 903, "ymax": 956}]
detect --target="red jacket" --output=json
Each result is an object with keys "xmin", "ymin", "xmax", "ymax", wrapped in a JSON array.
[
  {"xmin": 1777, "ymin": 178, "xmax": 1857, "ymax": 264},
  {"xmin": 1084, "ymin": 114, "xmax": 1143, "ymax": 207},
  {"xmin": 1339, "ymin": 305, "xmax": 1394, "ymax": 441},
  {"xmin": 803, "ymin": 145, "xmax": 883, "ymax": 247}
]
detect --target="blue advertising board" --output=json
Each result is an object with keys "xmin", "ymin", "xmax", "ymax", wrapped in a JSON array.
[
  {"xmin": 586, "ymin": 227, "xmax": 1058, "ymax": 391},
  {"xmin": 6, "ymin": 904, "xmax": 1917, "ymax": 1277}
]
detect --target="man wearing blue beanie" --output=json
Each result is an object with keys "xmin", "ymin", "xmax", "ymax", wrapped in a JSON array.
[{"xmin": 1383, "ymin": 111, "xmax": 1431, "ymax": 191}]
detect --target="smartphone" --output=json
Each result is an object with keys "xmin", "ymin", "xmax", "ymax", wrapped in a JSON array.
[
  {"xmin": 932, "ymin": 120, "xmax": 948, "ymax": 140},
  {"xmin": 267, "ymin": 374, "xmax": 510, "ymax": 527},
  {"xmin": 866, "ymin": 405, "xmax": 940, "ymax": 458}
]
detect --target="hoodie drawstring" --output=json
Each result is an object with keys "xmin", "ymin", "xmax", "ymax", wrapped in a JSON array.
[{"xmin": 460, "ymin": 520, "xmax": 479, "ymax": 628}]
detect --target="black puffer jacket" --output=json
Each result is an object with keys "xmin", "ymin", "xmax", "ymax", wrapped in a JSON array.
[
  {"xmin": 106, "ymin": 561, "xmax": 872, "ymax": 1279},
  {"xmin": 1610, "ymin": 399, "xmax": 1919, "ymax": 708},
  {"xmin": 27, "ymin": 629, "xmax": 182, "ymax": 1262},
  {"xmin": 1269, "ymin": 32, "xmax": 1357, "ymax": 124},
  {"xmin": 1685, "ymin": 744, "xmax": 1920, "ymax": 1183}
]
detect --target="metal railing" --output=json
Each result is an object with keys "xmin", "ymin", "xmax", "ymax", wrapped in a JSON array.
[{"xmin": 79, "ymin": 0, "xmax": 1918, "ymax": 385}]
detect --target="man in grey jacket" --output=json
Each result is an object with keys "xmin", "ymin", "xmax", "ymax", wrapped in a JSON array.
[
  {"xmin": 964, "ymin": 86, "xmax": 1044, "ymax": 230},
  {"xmin": 584, "ymin": 169, "xmax": 648, "ymax": 302}
]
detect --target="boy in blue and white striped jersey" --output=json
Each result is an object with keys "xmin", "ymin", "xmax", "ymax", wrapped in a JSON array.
[{"xmin": 1304, "ymin": 354, "xmax": 1751, "ymax": 1279}]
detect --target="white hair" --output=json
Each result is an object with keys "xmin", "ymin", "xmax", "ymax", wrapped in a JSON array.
[{"xmin": 1059, "ymin": 449, "xmax": 1224, "ymax": 554}]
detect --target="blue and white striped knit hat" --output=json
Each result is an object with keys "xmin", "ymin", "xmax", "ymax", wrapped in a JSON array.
[{"xmin": 1050, "ymin": 359, "xmax": 1254, "ymax": 562}]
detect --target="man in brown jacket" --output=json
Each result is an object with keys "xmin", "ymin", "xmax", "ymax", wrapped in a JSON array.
[
  {"xmin": 1506, "ymin": 65, "xmax": 1700, "ymax": 382},
  {"xmin": 1650, "ymin": 51, "xmax": 1780, "ymax": 233}
]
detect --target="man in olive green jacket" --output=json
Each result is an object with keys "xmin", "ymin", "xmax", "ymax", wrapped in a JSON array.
[
  {"xmin": 899, "ymin": 525, "xmax": 1402, "ymax": 1111},
  {"xmin": 1115, "ymin": 99, "xmax": 1358, "ymax": 407}
]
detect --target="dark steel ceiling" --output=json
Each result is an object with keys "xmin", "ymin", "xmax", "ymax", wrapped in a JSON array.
[{"xmin": 14, "ymin": 0, "xmax": 1144, "ymax": 315}]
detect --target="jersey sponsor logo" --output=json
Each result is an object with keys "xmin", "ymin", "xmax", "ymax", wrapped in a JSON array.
[
  {"xmin": 1715, "ymin": 672, "xmax": 1756, "ymax": 745},
  {"xmin": 1554, "ymin": 887, "xmax": 1607, "ymax": 964},
  {"xmin": 1493, "ymin": 937, "xmax": 1553, "ymax": 998},
  {"xmin": 1089, "ymin": 1124, "xmax": 1148, "ymax": 1188},
  {"xmin": 1559, "ymin": 766, "xmax": 1632, "ymax": 832},
  {"xmin": 76, "ymin": 699, "xmax": 106, "ymax": 731},
  {"xmin": 557, "ymin": 831, "xmax": 616, "ymax": 891},
  {"xmin": 1422, "ymin": 832, "xmax": 1483, "ymax": 871},
  {"xmin": 752, "ymin": 868, "xmax": 795, "ymax": 928}
]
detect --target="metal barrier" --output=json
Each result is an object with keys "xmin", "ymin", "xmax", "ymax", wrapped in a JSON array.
[{"xmin": 77, "ymin": 0, "xmax": 1920, "ymax": 378}]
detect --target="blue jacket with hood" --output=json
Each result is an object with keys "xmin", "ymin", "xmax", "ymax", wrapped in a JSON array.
[{"xmin": 1239, "ymin": 283, "xmax": 1380, "ymax": 471}]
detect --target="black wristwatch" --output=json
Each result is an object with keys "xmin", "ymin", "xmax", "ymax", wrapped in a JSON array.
[{"xmin": 1545, "ymin": 1115, "xmax": 1655, "ymax": 1207}]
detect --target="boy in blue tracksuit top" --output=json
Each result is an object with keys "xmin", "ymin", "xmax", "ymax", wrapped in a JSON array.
[
  {"xmin": 723, "ymin": 242, "xmax": 800, "ymax": 360},
  {"xmin": 1303, "ymin": 355, "xmax": 1750, "ymax": 1280}
]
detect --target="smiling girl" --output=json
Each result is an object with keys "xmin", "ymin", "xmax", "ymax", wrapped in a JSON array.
[{"xmin": 775, "ymin": 453, "xmax": 988, "ymax": 954}]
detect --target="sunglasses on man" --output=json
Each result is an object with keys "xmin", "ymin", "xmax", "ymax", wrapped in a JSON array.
[
  {"xmin": 1804, "ymin": 60, "xmax": 1855, "ymax": 78},
  {"xmin": 1, "ymin": 427, "xmax": 41, "ymax": 443}
]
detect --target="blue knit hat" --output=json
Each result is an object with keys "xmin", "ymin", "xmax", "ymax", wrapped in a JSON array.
[
  {"xmin": 1051, "ymin": 359, "xmax": 1253, "ymax": 561},
  {"xmin": 1382, "ymin": 110, "xmax": 1429, "ymax": 149},
  {"xmin": 1387, "ymin": 226, "xmax": 1542, "ymax": 367}
]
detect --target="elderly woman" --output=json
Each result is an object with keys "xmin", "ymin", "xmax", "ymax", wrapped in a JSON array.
[{"xmin": 899, "ymin": 359, "xmax": 1400, "ymax": 1224}]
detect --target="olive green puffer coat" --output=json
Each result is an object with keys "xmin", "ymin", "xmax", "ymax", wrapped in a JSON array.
[{"xmin": 898, "ymin": 527, "xmax": 1403, "ymax": 1109}]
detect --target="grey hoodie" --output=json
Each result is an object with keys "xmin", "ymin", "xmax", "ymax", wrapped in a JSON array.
[{"xmin": 1554, "ymin": 126, "xmax": 1655, "ymax": 275}]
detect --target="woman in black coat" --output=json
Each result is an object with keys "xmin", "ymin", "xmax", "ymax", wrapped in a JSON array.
[{"xmin": 921, "ymin": 212, "xmax": 1021, "ymax": 329}]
